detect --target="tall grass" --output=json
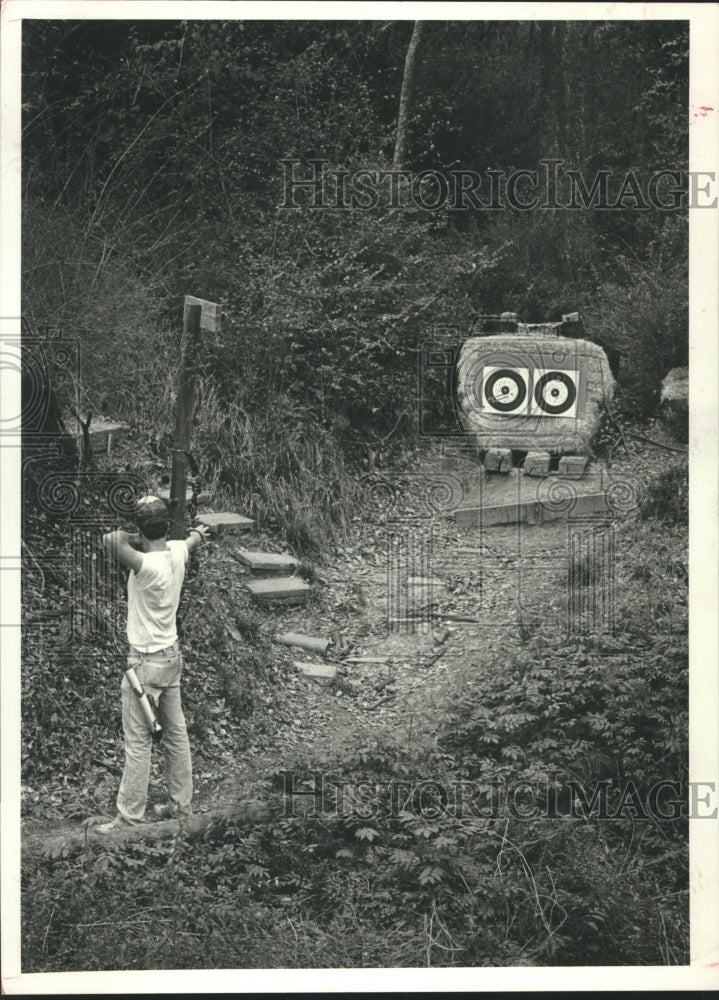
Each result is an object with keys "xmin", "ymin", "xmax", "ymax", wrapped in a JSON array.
[{"xmin": 191, "ymin": 378, "xmax": 360, "ymax": 558}]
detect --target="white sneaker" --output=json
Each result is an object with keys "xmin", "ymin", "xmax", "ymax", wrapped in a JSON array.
[
  {"xmin": 153, "ymin": 802, "xmax": 191, "ymax": 819},
  {"xmin": 93, "ymin": 815, "xmax": 134, "ymax": 835}
]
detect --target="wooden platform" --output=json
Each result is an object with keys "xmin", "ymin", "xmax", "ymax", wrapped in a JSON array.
[{"xmin": 63, "ymin": 414, "xmax": 130, "ymax": 455}]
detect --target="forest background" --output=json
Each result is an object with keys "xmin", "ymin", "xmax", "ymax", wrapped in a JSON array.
[{"xmin": 17, "ymin": 16, "xmax": 694, "ymax": 974}]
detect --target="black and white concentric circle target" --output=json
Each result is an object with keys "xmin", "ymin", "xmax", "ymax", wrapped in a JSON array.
[
  {"xmin": 483, "ymin": 368, "xmax": 528, "ymax": 413},
  {"xmin": 533, "ymin": 370, "xmax": 577, "ymax": 415}
]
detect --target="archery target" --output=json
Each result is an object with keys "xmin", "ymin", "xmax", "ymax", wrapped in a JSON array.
[
  {"xmin": 531, "ymin": 369, "xmax": 579, "ymax": 417},
  {"xmin": 480, "ymin": 366, "xmax": 530, "ymax": 414}
]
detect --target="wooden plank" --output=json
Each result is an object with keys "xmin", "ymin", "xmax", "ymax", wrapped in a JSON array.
[
  {"xmin": 184, "ymin": 294, "xmax": 222, "ymax": 333},
  {"xmin": 196, "ymin": 512, "xmax": 255, "ymax": 535},
  {"xmin": 453, "ymin": 491, "xmax": 609, "ymax": 529},
  {"xmin": 274, "ymin": 632, "xmax": 330, "ymax": 655},
  {"xmin": 234, "ymin": 549, "xmax": 299, "ymax": 573},
  {"xmin": 245, "ymin": 576, "xmax": 311, "ymax": 605}
]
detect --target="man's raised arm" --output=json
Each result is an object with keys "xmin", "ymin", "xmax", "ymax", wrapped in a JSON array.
[{"xmin": 102, "ymin": 530, "xmax": 143, "ymax": 573}]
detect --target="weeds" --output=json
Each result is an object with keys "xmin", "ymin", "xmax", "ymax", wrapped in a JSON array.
[{"xmin": 641, "ymin": 461, "xmax": 688, "ymax": 525}]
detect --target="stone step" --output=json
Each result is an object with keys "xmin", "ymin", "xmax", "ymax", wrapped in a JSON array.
[
  {"xmin": 244, "ymin": 576, "xmax": 311, "ymax": 605},
  {"xmin": 196, "ymin": 512, "xmax": 254, "ymax": 535},
  {"xmin": 234, "ymin": 549, "xmax": 299, "ymax": 574},
  {"xmin": 293, "ymin": 661, "xmax": 337, "ymax": 683},
  {"xmin": 159, "ymin": 487, "xmax": 210, "ymax": 505}
]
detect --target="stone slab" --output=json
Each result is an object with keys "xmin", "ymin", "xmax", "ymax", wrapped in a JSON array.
[
  {"xmin": 196, "ymin": 512, "xmax": 254, "ymax": 535},
  {"xmin": 485, "ymin": 448, "xmax": 512, "ymax": 473},
  {"xmin": 245, "ymin": 576, "xmax": 311, "ymax": 605},
  {"xmin": 456, "ymin": 335, "xmax": 615, "ymax": 452},
  {"xmin": 234, "ymin": 549, "xmax": 299, "ymax": 573},
  {"xmin": 293, "ymin": 661, "xmax": 337, "ymax": 682},
  {"xmin": 523, "ymin": 451, "xmax": 551, "ymax": 477}
]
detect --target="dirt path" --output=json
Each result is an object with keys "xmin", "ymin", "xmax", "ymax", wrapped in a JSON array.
[{"xmin": 202, "ymin": 448, "xmax": 575, "ymax": 811}]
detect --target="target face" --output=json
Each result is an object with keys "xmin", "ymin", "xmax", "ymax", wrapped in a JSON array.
[
  {"xmin": 480, "ymin": 366, "xmax": 530, "ymax": 414},
  {"xmin": 531, "ymin": 369, "xmax": 579, "ymax": 417}
]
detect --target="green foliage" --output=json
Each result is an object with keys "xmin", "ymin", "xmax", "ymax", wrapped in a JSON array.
[
  {"xmin": 22, "ymin": 18, "xmax": 688, "ymax": 484},
  {"xmin": 587, "ymin": 218, "xmax": 688, "ymax": 420}
]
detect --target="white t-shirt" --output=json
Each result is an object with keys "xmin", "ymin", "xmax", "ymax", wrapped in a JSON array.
[{"xmin": 126, "ymin": 540, "xmax": 189, "ymax": 652}]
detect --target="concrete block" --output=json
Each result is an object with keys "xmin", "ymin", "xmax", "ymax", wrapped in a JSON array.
[
  {"xmin": 484, "ymin": 448, "xmax": 512, "ymax": 473},
  {"xmin": 234, "ymin": 549, "xmax": 299, "ymax": 573},
  {"xmin": 196, "ymin": 512, "xmax": 254, "ymax": 535},
  {"xmin": 558, "ymin": 455, "xmax": 590, "ymax": 479},
  {"xmin": 523, "ymin": 451, "xmax": 551, "ymax": 477},
  {"xmin": 245, "ymin": 576, "xmax": 311, "ymax": 605}
]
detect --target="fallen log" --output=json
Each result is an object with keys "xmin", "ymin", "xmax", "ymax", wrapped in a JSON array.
[
  {"xmin": 274, "ymin": 632, "xmax": 330, "ymax": 655},
  {"xmin": 24, "ymin": 800, "xmax": 271, "ymax": 859}
]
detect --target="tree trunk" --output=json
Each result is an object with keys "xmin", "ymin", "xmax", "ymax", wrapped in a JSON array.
[{"xmin": 393, "ymin": 21, "xmax": 424, "ymax": 170}]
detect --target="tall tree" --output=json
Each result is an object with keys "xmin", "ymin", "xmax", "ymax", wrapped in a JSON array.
[{"xmin": 393, "ymin": 20, "xmax": 424, "ymax": 169}]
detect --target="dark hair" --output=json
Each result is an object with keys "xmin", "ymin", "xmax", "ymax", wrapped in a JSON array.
[
  {"xmin": 138, "ymin": 517, "xmax": 168, "ymax": 541},
  {"xmin": 135, "ymin": 496, "xmax": 171, "ymax": 540}
]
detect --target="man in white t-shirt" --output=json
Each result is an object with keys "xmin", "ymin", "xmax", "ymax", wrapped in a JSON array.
[{"xmin": 95, "ymin": 496, "xmax": 210, "ymax": 833}]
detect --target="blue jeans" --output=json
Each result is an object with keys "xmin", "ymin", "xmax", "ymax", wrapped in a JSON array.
[{"xmin": 117, "ymin": 641, "xmax": 193, "ymax": 823}]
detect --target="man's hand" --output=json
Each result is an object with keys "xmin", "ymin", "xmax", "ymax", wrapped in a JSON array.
[{"xmin": 186, "ymin": 524, "xmax": 211, "ymax": 553}]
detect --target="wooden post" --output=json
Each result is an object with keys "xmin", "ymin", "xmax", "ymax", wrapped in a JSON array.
[{"xmin": 169, "ymin": 303, "xmax": 202, "ymax": 540}]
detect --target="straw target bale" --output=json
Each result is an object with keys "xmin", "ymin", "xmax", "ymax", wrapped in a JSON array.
[{"xmin": 456, "ymin": 335, "xmax": 615, "ymax": 454}]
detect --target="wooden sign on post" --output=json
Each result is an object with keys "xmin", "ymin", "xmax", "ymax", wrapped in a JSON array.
[
  {"xmin": 183, "ymin": 295, "xmax": 222, "ymax": 333},
  {"xmin": 169, "ymin": 296, "xmax": 220, "ymax": 539}
]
